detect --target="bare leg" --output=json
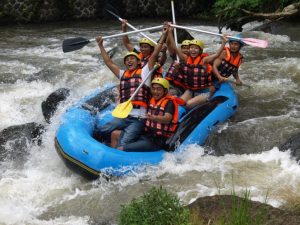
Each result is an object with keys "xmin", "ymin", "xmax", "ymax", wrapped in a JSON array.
[
  {"xmin": 180, "ymin": 89, "xmax": 192, "ymax": 102},
  {"xmin": 111, "ymin": 130, "xmax": 122, "ymax": 148},
  {"xmin": 186, "ymin": 87, "xmax": 215, "ymax": 109},
  {"xmin": 186, "ymin": 95, "xmax": 207, "ymax": 109}
]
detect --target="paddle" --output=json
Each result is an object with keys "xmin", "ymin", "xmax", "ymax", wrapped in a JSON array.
[
  {"xmin": 105, "ymin": 9, "xmax": 157, "ymax": 45},
  {"xmin": 170, "ymin": 24, "xmax": 268, "ymax": 48},
  {"xmin": 62, "ymin": 25, "xmax": 163, "ymax": 53},
  {"xmin": 171, "ymin": 1, "xmax": 180, "ymax": 62},
  {"xmin": 112, "ymin": 64, "xmax": 160, "ymax": 119}
]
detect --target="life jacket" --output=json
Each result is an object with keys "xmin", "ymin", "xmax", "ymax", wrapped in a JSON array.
[
  {"xmin": 119, "ymin": 68, "xmax": 150, "ymax": 108},
  {"xmin": 138, "ymin": 52, "xmax": 162, "ymax": 78},
  {"xmin": 145, "ymin": 95, "xmax": 185, "ymax": 138},
  {"xmin": 183, "ymin": 55, "xmax": 213, "ymax": 90},
  {"xmin": 138, "ymin": 52, "xmax": 150, "ymax": 68},
  {"xmin": 153, "ymin": 66, "xmax": 163, "ymax": 79},
  {"xmin": 218, "ymin": 47, "xmax": 243, "ymax": 78},
  {"xmin": 165, "ymin": 61, "xmax": 186, "ymax": 89}
]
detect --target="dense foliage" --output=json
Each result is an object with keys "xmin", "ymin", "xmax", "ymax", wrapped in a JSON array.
[
  {"xmin": 213, "ymin": 0, "xmax": 297, "ymax": 17},
  {"xmin": 118, "ymin": 186, "xmax": 191, "ymax": 225}
]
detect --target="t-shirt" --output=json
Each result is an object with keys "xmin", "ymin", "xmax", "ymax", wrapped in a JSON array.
[
  {"xmin": 119, "ymin": 64, "xmax": 151, "ymax": 118},
  {"xmin": 164, "ymin": 100, "xmax": 175, "ymax": 115}
]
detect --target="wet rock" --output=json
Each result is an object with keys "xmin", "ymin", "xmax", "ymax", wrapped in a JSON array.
[
  {"xmin": 188, "ymin": 195, "xmax": 300, "ymax": 225},
  {"xmin": 279, "ymin": 132, "xmax": 300, "ymax": 161},
  {"xmin": 0, "ymin": 122, "xmax": 44, "ymax": 162},
  {"xmin": 41, "ymin": 88, "xmax": 70, "ymax": 123}
]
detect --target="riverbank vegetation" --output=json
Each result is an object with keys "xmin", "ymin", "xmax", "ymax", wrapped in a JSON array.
[{"xmin": 119, "ymin": 186, "xmax": 300, "ymax": 225}]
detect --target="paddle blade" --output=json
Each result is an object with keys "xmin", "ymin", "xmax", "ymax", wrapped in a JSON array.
[
  {"xmin": 242, "ymin": 38, "xmax": 268, "ymax": 48},
  {"xmin": 62, "ymin": 37, "xmax": 90, "ymax": 53},
  {"xmin": 112, "ymin": 100, "xmax": 133, "ymax": 119}
]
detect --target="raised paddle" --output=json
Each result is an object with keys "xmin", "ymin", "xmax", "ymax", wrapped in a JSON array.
[
  {"xmin": 171, "ymin": 1, "xmax": 180, "ymax": 62},
  {"xmin": 62, "ymin": 25, "xmax": 163, "ymax": 53},
  {"xmin": 112, "ymin": 64, "xmax": 160, "ymax": 119},
  {"xmin": 170, "ymin": 24, "xmax": 268, "ymax": 48},
  {"xmin": 106, "ymin": 9, "xmax": 157, "ymax": 45}
]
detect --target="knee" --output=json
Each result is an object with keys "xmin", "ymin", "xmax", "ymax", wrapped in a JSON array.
[{"xmin": 111, "ymin": 130, "xmax": 121, "ymax": 139}]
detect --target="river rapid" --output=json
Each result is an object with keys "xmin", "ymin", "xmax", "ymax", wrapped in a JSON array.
[{"xmin": 0, "ymin": 20, "xmax": 299, "ymax": 225}]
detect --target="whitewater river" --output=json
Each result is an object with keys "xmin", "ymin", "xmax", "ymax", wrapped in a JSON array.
[{"xmin": 0, "ymin": 20, "xmax": 299, "ymax": 224}]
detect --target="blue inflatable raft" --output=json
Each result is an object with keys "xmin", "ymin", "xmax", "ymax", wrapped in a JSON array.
[{"xmin": 55, "ymin": 82, "xmax": 238, "ymax": 179}]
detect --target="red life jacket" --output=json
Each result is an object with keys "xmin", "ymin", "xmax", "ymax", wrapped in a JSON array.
[
  {"xmin": 183, "ymin": 55, "xmax": 213, "ymax": 90},
  {"xmin": 218, "ymin": 47, "xmax": 243, "ymax": 78},
  {"xmin": 119, "ymin": 68, "xmax": 150, "ymax": 109},
  {"xmin": 145, "ymin": 95, "xmax": 185, "ymax": 138},
  {"xmin": 165, "ymin": 61, "xmax": 186, "ymax": 89}
]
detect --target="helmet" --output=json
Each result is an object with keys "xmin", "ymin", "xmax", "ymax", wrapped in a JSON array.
[
  {"xmin": 123, "ymin": 51, "xmax": 140, "ymax": 63},
  {"xmin": 229, "ymin": 34, "xmax": 245, "ymax": 47},
  {"xmin": 181, "ymin": 40, "xmax": 190, "ymax": 46},
  {"xmin": 139, "ymin": 38, "xmax": 155, "ymax": 47},
  {"xmin": 189, "ymin": 39, "xmax": 204, "ymax": 49},
  {"xmin": 151, "ymin": 77, "xmax": 170, "ymax": 90}
]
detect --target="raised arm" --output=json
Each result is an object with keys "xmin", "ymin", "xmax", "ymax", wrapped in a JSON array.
[
  {"xmin": 203, "ymin": 35, "xmax": 227, "ymax": 64},
  {"xmin": 121, "ymin": 19, "xmax": 134, "ymax": 51},
  {"xmin": 147, "ymin": 23, "xmax": 170, "ymax": 70},
  {"xmin": 166, "ymin": 28, "xmax": 176, "ymax": 56},
  {"xmin": 167, "ymin": 26, "xmax": 187, "ymax": 62},
  {"xmin": 96, "ymin": 36, "xmax": 120, "ymax": 77}
]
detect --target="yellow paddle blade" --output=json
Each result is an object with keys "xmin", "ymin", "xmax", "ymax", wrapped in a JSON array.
[{"xmin": 112, "ymin": 100, "xmax": 133, "ymax": 118}]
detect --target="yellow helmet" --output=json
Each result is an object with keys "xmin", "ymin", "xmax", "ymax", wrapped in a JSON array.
[
  {"xmin": 151, "ymin": 77, "xmax": 170, "ymax": 90},
  {"xmin": 181, "ymin": 40, "xmax": 190, "ymax": 46},
  {"xmin": 123, "ymin": 51, "xmax": 140, "ymax": 63},
  {"xmin": 189, "ymin": 39, "xmax": 204, "ymax": 50},
  {"xmin": 139, "ymin": 38, "xmax": 155, "ymax": 47}
]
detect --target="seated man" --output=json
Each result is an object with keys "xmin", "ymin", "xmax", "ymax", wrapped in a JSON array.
[{"xmin": 111, "ymin": 78, "xmax": 185, "ymax": 151}]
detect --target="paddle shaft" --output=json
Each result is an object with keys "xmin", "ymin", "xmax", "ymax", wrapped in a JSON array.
[
  {"xmin": 170, "ymin": 24, "xmax": 268, "ymax": 48},
  {"xmin": 89, "ymin": 25, "xmax": 163, "ymax": 43},
  {"xmin": 171, "ymin": 1, "xmax": 180, "ymax": 62},
  {"xmin": 128, "ymin": 64, "xmax": 159, "ymax": 102},
  {"xmin": 106, "ymin": 9, "xmax": 157, "ymax": 44},
  {"xmin": 171, "ymin": 24, "xmax": 224, "ymax": 38}
]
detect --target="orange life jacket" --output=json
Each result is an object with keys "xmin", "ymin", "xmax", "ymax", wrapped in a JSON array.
[
  {"xmin": 119, "ymin": 68, "xmax": 150, "ymax": 108},
  {"xmin": 218, "ymin": 47, "xmax": 243, "ymax": 78},
  {"xmin": 145, "ymin": 95, "xmax": 184, "ymax": 138},
  {"xmin": 183, "ymin": 55, "xmax": 213, "ymax": 90}
]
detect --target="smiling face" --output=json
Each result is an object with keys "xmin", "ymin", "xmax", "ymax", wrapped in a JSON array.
[
  {"xmin": 139, "ymin": 43, "xmax": 153, "ymax": 57},
  {"xmin": 124, "ymin": 55, "xmax": 139, "ymax": 71},
  {"xmin": 151, "ymin": 83, "xmax": 167, "ymax": 101},
  {"xmin": 189, "ymin": 44, "xmax": 202, "ymax": 58},
  {"xmin": 181, "ymin": 45, "xmax": 190, "ymax": 55}
]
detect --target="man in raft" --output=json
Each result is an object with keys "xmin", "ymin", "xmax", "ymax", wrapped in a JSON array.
[
  {"xmin": 121, "ymin": 19, "xmax": 166, "ymax": 78},
  {"xmin": 111, "ymin": 77, "xmax": 185, "ymax": 151},
  {"xmin": 95, "ymin": 24, "xmax": 169, "ymax": 148},
  {"xmin": 213, "ymin": 34, "xmax": 245, "ymax": 85}
]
